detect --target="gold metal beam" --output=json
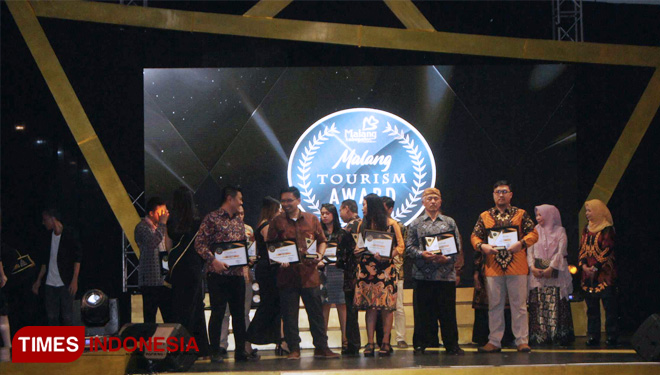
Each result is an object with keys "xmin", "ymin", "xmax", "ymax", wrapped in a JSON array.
[
  {"xmin": 244, "ymin": 0, "xmax": 292, "ymax": 19},
  {"xmin": 16, "ymin": 0, "xmax": 660, "ymax": 238},
  {"xmin": 578, "ymin": 68, "xmax": 660, "ymax": 231},
  {"xmin": 384, "ymin": 0, "xmax": 435, "ymax": 31},
  {"xmin": 30, "ymin": 0, "xmax": 660, "ymax": 67},
  {"xmin": 6, "ymin": 0, "xmax": 142, "ymax": 255}
]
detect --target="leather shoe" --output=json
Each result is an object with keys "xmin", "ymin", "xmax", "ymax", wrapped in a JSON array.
[
  {"xmin": 413, "ymin": 346, "xmax": 425, "ymax": 355},
  {"xmin": 477, "ymin": 343, "xmax": 501, "ymax": 353},
  {"xmin": 314, "ymin": 347, "xmax": 340, "ymax": 359},
  {"xmin": 585, "ymin": 336, "xmax": 600, "ymax": 346},
  {"xmin": 445, "ymin": 346, "xmax": 465, "ymax": 355},
  {"xmin": 210, "ymin": 353, "xmax": 224, "ymax": 363},
  {"xmin": 235, "ymin": 350, "xmax": 260, "ymax": 362},
  {"xmin": 606, "ymin": 337, "xmax": 618, "ymax": 347},
  {"xmin": 517, "ymin": 344, "xmax": 531, "ymax": 353},
  {"xmin": 342, "ymin": 348, "xmax": 361, "ymax": 357},
  {"xmin": 397, "ymin": 340, "xmax": 409, "ymax": 349},
  {"xmin": 287, "ymin": 350, "xmax": 301, "ymax": 360}
]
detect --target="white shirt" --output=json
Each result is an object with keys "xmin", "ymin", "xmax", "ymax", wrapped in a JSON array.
[{"xmin": 45, "ymin": 232, "xmax": 65, "ymax": 287}]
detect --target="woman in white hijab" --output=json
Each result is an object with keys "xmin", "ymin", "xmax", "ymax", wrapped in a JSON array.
[
  {"xmin": 527, "ymin": 204, "xmax": 574, "ymax": 346},
  {"xmin": 579, "ymin": 199, "xmax": 617, "ymax": 346}
]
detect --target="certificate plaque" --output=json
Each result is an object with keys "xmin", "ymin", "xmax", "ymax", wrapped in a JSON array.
[
  {"xmin": 267, "ymin": 240, "xmax": 301, "ymax": 265},
  {"xmin": 247, "ymin": 241, "xmax": 257, "ymax": 261},
  {"xmin": 487, "ymin": 226, "xmax": 519, "ymax": 250},
  {"xmin": 324, "ymin": 241, "xmax": 338, "ymax": 263},
  {"xmin": 304, "ymin": 238, "xmax": 318, "ymax": 259},
  {"xmin": 363, "ymin": 230, "xmax": 394, "ymax": 258},
  {"xmin": 212, "ymin": 241, "xmax": 249, "ymax": 267},
  {"xmin": 159, "ymin": 251, "xmax": 169, "ymax": 274},
  {"xmin": 422, "ymin": 231, "xmax": 458, "ymax": 256}
]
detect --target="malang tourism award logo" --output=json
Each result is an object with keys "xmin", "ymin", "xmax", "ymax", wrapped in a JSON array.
[{"xmin": 287, "ymin": 108, "xmax": 436, "ymax": 225}]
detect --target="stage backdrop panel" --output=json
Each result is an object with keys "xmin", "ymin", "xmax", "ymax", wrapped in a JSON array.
[{"xmin": 144, "ymin": 65, "xmax": 577, "ymax": 281}]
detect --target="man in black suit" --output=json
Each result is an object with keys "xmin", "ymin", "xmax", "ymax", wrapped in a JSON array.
[{"xmin": 31, "ymin": 208, "xmax": 82, "ymax": 326}]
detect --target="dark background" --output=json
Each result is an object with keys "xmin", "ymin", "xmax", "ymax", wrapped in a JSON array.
[
  {"xmin": 2, "ymin": 1, "xmax": 659, "ymax": 333},
  {"xmin": 144, "ymin": 64, "xmax": 578, "ymax": 285}
]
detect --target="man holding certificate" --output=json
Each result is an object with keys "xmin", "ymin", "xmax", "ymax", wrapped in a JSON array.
[
  {"xmin": 405, "ymin": 188, "xmax": 465, "ymax": 355},
  {"xmin": 266, "ymin": 187, "xmax": 339, "ymax": 360},
  {"xmin": 471, "ymin": 180, "xmax": 538, "ymax": 353},
  {"xmin": 195, "ymin": 186, "xmax": 257, "ymax": 363}
]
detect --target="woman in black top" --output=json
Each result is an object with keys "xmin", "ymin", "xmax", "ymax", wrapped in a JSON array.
[
  {"xmin": 246, "ymin": 197, "xmax": 287, "ymax": 354},
  {"xmin": 167, "ymin": 186, "xmax": 209, "ymax": 358}
]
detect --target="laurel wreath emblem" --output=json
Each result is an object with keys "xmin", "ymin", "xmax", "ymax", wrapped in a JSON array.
[
  {"xmin": 383, "ymin": 122, "xmax": 427, "ymax": 222},
  {"xmin": 296, "ymin": 121, "xmax": 428, "ymax": 221},
  {"xmin": 296, "ymin": 123, "xmax": 340, "ymax": 215}
]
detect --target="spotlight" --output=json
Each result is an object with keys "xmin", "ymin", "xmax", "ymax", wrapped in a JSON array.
[
  {"xmin": 568, "ymin": 265, "xmax": 578, "ymax": 275},
  {"xmin": 35, "ymin": 139, "xmax": 45, "ymax": 145},
  {"xmin": 81, "ymin": 289, "xmax": 110, "ymax": 327},
  {"xmin": 252, "ymin": 295, "xmax": 261, "ymax": 304},
  {"xmin": 251, "ymin": 282, "xmax": 260, "ymax": 292},
  {"xmin": 15, "ymin": 124, "xmax": 25, "ymax": 131}
]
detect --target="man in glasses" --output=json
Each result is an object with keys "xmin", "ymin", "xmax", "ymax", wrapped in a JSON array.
[
  {"xmin": 406, "ymin": 188, "xmax": 464, "ymax": 355},
  {"xmin": 267, "ymin": 187, "xmax": 339, "ymax": 360},
  {"xmin": 471, "ymin": 180, "xmax": 538, "ymax": 353}
]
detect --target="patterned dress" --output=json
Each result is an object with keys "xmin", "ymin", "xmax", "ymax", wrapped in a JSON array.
[
  {"xmin": 527, "ymin": 238, "xmax": 574, "ymax": 345},
  {"xmin": 353, "ymin": 218, "xmax": 404, "ymax": 311},
  {"xmin": 578, "ymin": 226, "xmax": 616, "ymax": 295}
]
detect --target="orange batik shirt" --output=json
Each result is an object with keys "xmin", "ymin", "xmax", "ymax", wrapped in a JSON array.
[{"xmin": 471, "ymin": 206, "xmax": 538, "ymax": 277}]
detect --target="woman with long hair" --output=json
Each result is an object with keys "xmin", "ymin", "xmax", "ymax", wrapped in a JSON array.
[
  {"xmin": 579, "ymin": 199, "xmax": 617, "ymax": 346},
  {"xmin": 527, "ymin": 204, "xmax": 574, "ymax": 346},
  {"xmin": 318, "ymin": 203, "xmax": 348, "ymax": 352},
  {"xmin": 167, "ymin": 186, "xmax": 209, "ymax": 358},
  {"xmin": 353, "ymin": 194, "xmax": 404, "ymax": 356},
  {"xmin": 246, "ymin": 197, "xmax": 288, "ymax": 354}
]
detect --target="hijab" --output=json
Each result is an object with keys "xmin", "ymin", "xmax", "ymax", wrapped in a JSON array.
[
  {"xmin": 585, "ymin": 199, "xmax": 613, "ymax": 233},
  {"xmin": 534, "ymin": 204, "xmax": 566, "ymax": 259}
]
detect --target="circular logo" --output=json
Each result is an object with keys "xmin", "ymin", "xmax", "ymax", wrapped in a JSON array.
[{"xmin": 287, "ymin": 108, "xmax": 436, "ymax": 225}]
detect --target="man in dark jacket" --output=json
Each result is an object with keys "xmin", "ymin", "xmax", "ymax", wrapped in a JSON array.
[{"xmin": 31, "ymin": 208, "xmax": 82, "ymax": 326}]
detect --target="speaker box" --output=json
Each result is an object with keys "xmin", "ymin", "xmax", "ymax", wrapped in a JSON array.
[
  {"xmin": 632, "ymin": 313, "xmax": 660, "ymax": 361},
  {"xmin": 119, "ymin": 323, "xmax": 197, "ymax": 372}
]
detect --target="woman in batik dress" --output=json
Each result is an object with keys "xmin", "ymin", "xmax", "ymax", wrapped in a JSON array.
[
  {"xmin": 579, "ymin": 199, "xmax": 617, "ymax": 346},
  {"xmin": 527, "ymin": 204, "xmax": 574, "ymax": 346},
  {"xmin": 353, "ymin": 194, "xmax": 404, "ymax": 357}
]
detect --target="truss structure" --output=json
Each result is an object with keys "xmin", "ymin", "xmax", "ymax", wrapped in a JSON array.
[
  {"xmin": 122, "ymin": 191, "xmax": 144, "ymax": 292},
  {"xmin": 553, "ymin": 0, "xmax": 584, "ymax": 42}
]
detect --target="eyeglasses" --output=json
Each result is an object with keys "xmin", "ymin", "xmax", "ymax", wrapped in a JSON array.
[
  {"xmin": 493, "ymin": 190, "xmax": 511, "ymax": 195},
  {"xmin": 281, "ymin": 198, "xmax": 297, "ymax": 203}
]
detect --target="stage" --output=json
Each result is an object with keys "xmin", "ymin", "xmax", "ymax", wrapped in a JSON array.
[
  {"xmin": 2, "ymin": 337, "xmax": 659, "ymax": 375},
  {"xmin": 160, "ymin": 339, "xmax": 658, "ymax": 375}
]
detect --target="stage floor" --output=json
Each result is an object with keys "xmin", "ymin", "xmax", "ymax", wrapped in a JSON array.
[{"xmin": 162, "ymin": 338, "xmax": 660, "ymax": 375}]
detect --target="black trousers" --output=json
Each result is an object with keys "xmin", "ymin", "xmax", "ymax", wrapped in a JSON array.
[
  {"xmin": 585, "ymin": 286, "xmax": 618, "ymax": 339},
  {"xmin": 207, "ymin": 274, "xmax": 246, "ymax": 356},
  {"xmin": 412, "ymin": 282, "xmax": 440, "ymax": 347},
  {"xmin": 412, "ymin": 280, "xmax": 459, "ymax": 350},
  {"xmin": 141, "ymin": 285, "xmax": 174, "ymax": 324},
  {"xmin": 44, "ymin": 285, "xmax": 74, "ymax": 326},
  {"xmin": 344, "ymin": 290, "xmax": 361, "ymax": 352},
  {"xmin": 279, "ymin": 286, "xmax": 328, "ymax": 351}
]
